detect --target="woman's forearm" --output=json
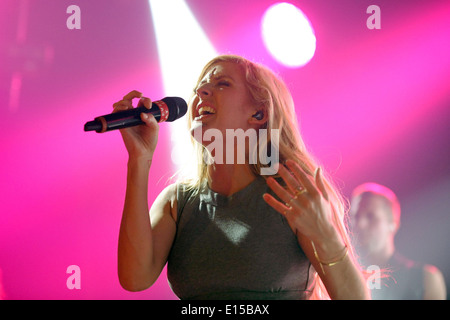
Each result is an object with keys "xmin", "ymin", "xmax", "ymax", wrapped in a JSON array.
[
  {"xmin": 117, "ymin": 158, "xmax": 155, "ymax": 291},
  {"xmin": 302, "ymin": 235, "xmax": 370, "ymax": 300}
]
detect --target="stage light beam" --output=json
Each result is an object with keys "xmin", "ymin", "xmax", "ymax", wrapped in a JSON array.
[{"xmin": 149, "ymin": 0, "xmax": 217, "ymax": 169}]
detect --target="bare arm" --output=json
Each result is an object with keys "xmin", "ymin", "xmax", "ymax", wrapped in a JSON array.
[
  {"xmin": 296, "ymin": 231, "xmax": 368, "ymax": 299},
  {"xmin": 117, "ymin": 160, "xmax": 177, "ymax": 291},
  {"xmin": 423, "ymin": 264, "xmax": 446, "ymax": 300},
  {"xmin": 113, "ymin": 90, "xmax": 177, "ymax": 291}
]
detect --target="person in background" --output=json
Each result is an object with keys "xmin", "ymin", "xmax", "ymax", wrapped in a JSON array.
[{"xmin": 350, "ymin": 182, "xmax": 446, "ymax": 299}]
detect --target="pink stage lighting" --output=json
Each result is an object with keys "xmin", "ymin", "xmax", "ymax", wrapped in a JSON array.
[{"xmin": 261, "ymin": 2, "xmax": 316, "ymax": 68}]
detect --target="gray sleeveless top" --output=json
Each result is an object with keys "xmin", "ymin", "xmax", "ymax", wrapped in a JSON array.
[{"xmin": 167, "ymin": 177, "xmax": 315, "ymax": 300}]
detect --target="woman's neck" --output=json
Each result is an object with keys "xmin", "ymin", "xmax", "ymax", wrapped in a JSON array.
[{"xmin": 207, "ymin": 163, "xmax": 257, "ymax": 196}]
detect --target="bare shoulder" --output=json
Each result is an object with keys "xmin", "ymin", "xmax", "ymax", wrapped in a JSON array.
[
  {"xmin": 156, "ymin": 183, "xmax": 178, "ymax": 202},
  {"xmin": 423, "ymin": 264, "xmax": 447, "ymax": 300},
  {"xmin": 150, "ymin": 183, "xmax": 179, "ymax": 223}
]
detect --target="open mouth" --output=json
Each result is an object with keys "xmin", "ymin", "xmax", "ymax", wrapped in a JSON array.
[
  {"xmin": 194, "ymin": 105, "xmax": 216, "ymax": 120},
  {"xmin": 198, "ymin": 106, "xmax": 216, "ymax": 116}
]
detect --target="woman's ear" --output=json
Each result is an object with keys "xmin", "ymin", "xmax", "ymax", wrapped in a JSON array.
[{"xmin": 249, "ymin": 110, "xmax": 267, "ymax": 124}]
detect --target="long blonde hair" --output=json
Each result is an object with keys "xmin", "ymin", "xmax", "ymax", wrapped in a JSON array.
[{"xmin": 180, "ymin": 54, "xmax": 360, "ymax": 299}]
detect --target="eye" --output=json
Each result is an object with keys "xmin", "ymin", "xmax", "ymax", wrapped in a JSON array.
[{"xmin": 217, "ymin": 80, "xmax": 230, "ymax": 87}]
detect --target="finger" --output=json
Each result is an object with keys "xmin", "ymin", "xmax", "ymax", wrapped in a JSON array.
[
  {"xmin": 315, "ymin": 167, "xmax": 329, "ymax": 201},
  {"xmin": 113, "ymin": 100, "xmax": 132, "ymax": 109},
  {"xmin": 286, "ymin": 160, "xmax": 318, "ymax": 197},
  {"xmin": 123, "ymin": 90, "xmax": 143, "ymax": 101},
  {"xmin": 137, "ymin": 97, "xmax": 152, "ymax": 109},
  {"xmin": 278, "ymin": 165, "xmax": 302, "ymax": 195},
  {"xmin": 112, "ymin": 104, "xmax": 133, "ymax": 113},
  {"xmin": 263, "ymin": 193, "xmax": 291, "ymax": 216},
  {"xmin": 266, "ymin": 177, "xmax": 294, "ymax": 207}
]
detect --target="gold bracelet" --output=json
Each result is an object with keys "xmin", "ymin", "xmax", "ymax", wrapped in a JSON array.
[{"xmin": 311, "ymin": 241, "xmax": 348, "ymax": 275}]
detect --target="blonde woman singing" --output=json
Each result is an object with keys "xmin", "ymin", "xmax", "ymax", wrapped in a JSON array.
[{"xmin": 115, "ymin": 55, "xmax": 370, "ymax": 300}]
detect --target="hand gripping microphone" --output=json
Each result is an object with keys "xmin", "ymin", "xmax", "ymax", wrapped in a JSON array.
[{"xmin": 84, "ymin": 97, "xmax": 187, "ymax": 133}]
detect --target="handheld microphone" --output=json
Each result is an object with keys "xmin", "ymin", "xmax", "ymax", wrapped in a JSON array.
[{"xmin": 84, "ymin": 97, "xmax": 187, "ymax": 133}]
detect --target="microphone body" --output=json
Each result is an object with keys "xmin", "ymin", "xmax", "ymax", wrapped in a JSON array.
[{"xmin": 84, "ymin": 97, "xmax": 187, "ymax": 133}]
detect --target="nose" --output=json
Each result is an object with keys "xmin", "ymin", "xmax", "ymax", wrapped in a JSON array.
[{"xmin": 196, "ymin": 82, "xmax": 212, "ymax": 99}]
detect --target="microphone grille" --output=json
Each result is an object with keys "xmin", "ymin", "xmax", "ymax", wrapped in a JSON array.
[{"xmin": 162, "ymin": 97, "xmax": 188, "ymax": 122}]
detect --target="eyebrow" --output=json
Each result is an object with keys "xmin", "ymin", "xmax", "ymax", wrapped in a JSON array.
[{"xmin": 199, "ymin": 74, "xmax": 234, "ymax": 86}]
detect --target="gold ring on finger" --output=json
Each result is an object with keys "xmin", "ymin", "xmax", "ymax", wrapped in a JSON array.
[{"xmin": 289, "ymin": 196, "xmax": 298, "ymax": 206}]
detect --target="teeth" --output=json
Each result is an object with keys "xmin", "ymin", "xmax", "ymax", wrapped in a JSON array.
[{"xmin": 198, "ymin": 106, "xmax": 216, "ymax": 115}]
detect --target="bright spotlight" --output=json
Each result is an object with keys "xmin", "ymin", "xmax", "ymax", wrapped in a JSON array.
[
  {"xmin": 262, "ymin": 2, "xmax": 316, "ymax": 68},
  {"xmin": 149, "ymin": 0, "xmax": 217, "ymax": 169}
]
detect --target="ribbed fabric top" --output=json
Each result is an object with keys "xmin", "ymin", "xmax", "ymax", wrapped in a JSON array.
[{"xmin": 167, "ymin": 177, "xmax": 315, "ymax": 300}]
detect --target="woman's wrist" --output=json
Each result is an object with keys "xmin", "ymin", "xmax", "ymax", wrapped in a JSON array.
[
  {"xmin": 127, "ymin": 156, "xmax": 153, "ymax": 170},
  {"xmin": 309, "ymin": 229, "xmax": 346, "ymax": 264},
  {"xmin": 126, "ymin": 157, "xmax": 152, "ymax": 190},
  {"xmin": 310, "ymin": 236, "xmax": 348, "ymax": 276}
]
